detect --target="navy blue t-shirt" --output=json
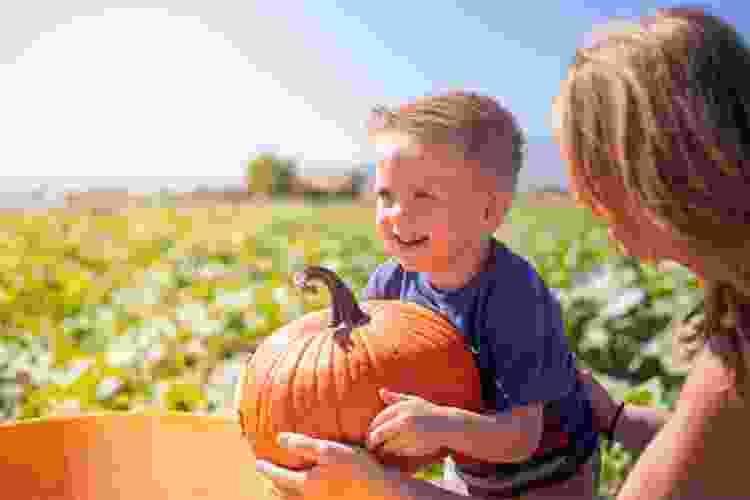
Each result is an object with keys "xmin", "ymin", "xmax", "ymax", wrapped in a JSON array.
[{"xmin": 362, "ymin": 238, "xmax": 598, "ymax": 462}]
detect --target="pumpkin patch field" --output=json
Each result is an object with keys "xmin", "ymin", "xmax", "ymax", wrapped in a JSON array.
[{"xmin": 0, "ymin": 195, "xmax": 701, "ymax": 498}]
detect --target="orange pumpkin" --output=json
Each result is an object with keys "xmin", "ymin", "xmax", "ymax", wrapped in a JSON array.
[
  {"xmin": 236, "ymin": 266, "xmax": 484, "ymax": 475},
  {"xmin": 0, "ymin": 412, "xmax": 265, "ymax": 500}
]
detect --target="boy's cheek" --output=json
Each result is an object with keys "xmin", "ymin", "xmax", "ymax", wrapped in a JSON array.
[
  {"xmin": 375, "ymin": 221, "xmax": 389, "ymax": 242},
  {"xmin": 375, "ymin": 206, "xmax": 391, "ymax": 226},
  {"xmin": 375, "ymin": 212, "xmax": 387, "ymax": 227},
  {"xmin": 375, "ymin": 213, "xmax": 394, "ymax": 239}
]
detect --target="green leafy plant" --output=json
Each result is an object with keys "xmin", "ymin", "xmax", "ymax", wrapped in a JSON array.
[{"xmin": 0, "ymin": 195, "xmax": 700, "ymax": 497}]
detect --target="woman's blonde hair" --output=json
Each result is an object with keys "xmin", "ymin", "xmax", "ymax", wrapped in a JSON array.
[
  {"xmin": 367, "ymin": 91, "xmax": 526, "ymax": 193},
  {"xmin": 555, "ymin": 6, "xmax": 750, "ymax": 392}
]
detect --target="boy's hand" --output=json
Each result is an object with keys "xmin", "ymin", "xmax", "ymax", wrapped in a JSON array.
[{"xmin": 366, "ymin": 388, "xmax": 457, "ymax": 458}]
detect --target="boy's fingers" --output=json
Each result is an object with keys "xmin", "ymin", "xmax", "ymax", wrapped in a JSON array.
[
  {"xmin": 368, "ymin": 406, "xmax": 417, "ymax": 450},
  {"xmin": 368, "ymin": 406, "xmax": 401, "ymax": 439},
  {"xmin": 367, "ymin": 419, "xmax": 404, "ymax": 452},
  {"xmin": 377, "ymin": 436, "xmax": 419, "ymax": 457},
  {"xmin": 380, "ymin": 388, "xmax": 415, "ymax": 404},
  {"xmin": 379, "ymin": 388, "xmax": 399, "ymax": 401}
]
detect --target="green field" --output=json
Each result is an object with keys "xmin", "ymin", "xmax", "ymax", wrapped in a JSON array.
[{"xmin": 0, "ymin": 194, "xmax": 701, "ymax": 498}]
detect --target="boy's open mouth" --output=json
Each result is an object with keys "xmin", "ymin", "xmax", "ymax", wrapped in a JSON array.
[{"xmin": 394, "ymin": 235, "xmax": 430, "ymax": 248}]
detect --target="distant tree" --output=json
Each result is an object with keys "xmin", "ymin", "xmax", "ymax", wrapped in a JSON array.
[
  {"xmin": 146, "ymin": 188, "xmax": 177, "ymax": 208},
  {"xmin": 246, "ymin": 153, "xmax": 298, "ymax": 197},
  {"xmin": 345, "ymin": 165, "xmax": 370, "ymax": 197},
  {"xmin": 534, "ymin": 185, "xmax": 569, "ymax": 195}
]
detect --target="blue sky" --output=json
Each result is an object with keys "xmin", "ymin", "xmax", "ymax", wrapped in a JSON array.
[
  {"xmin": 0, "ymin": 1, "xmax": 748, "ymax": 193},
  {"xmin": 297, "ymin": 0, "xmax": 750, "ymax": 139}
]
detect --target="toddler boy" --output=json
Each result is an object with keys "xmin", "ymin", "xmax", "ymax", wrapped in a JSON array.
[{"xmin": 362, "ymin": 91, "xmax": 600, "ymax": 499}]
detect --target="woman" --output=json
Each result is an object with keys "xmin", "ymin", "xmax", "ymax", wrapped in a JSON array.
[{"xmin": 255, "ymin": 7, "xmax": 750, "ymax": 499}]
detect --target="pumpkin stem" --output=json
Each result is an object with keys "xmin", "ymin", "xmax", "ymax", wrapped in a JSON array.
[{"xmin": 293, "ymin": 266, "xmax": 371, "ymax": 329}]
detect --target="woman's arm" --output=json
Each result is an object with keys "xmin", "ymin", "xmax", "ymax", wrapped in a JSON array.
[
  {"xmin": 617, "ymin": 339, "xmax": 748, "ymax": 500},
  {"xmin": 611, "ymin": 404, "xmax": 670, "ymax": 453},
  {"xmin": 578, "ymin": 368, "xmax": 670, "ymax": 453}
]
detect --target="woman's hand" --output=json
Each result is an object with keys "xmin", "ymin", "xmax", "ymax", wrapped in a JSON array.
[{"xmin": 255, "ymin": 433, "xmax": 403, "ymax": 499}]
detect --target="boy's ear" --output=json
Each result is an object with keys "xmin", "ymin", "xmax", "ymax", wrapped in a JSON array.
[{"xmin": 485, "ymin": 191, "xmax": 512, "ymax": 227}]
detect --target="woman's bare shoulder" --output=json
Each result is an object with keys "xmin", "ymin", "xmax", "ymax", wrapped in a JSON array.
[{"xmin": 616, "ymin": 334, "xmax": 750, "ymax": 500}]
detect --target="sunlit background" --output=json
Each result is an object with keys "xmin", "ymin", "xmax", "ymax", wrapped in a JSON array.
[
  {"xmin": 2, "ymin": 1, "xmax": 747, "ymax": 201},
  {"xmin": 0, "ymin": 3, "xmax": 742, "ymax": 497}
]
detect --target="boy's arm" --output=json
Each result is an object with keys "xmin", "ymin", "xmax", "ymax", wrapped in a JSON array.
[
  {"xmin": 460, "ymin": 266, "xmax": 569, "ymax": 463},
  {"xmin": 440, "ymin": 402, "xmax": 544, "ymax": 463}
]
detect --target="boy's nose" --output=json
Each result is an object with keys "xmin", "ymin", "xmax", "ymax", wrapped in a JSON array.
[
  {"xmin": 379, "ymin": 206, "xmax": 405, "ymax": 224},
  {"xmin": 382, "ymin": 215, "xmax": 419, "ymax": 236}
]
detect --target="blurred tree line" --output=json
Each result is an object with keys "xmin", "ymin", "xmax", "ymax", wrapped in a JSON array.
[{"xmin": 245, "ymin": 153, "xmax": 370, "ymax": 201}]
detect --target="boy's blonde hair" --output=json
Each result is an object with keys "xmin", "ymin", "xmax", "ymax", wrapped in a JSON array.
[{"xmin": 367, "ymin": 91, "xmax": 526, "ymax": 193}]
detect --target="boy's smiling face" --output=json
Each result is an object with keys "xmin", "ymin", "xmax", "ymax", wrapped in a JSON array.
[{"xmin": 372, "ymin": 132, "xmax": 511, "ymax": 289}]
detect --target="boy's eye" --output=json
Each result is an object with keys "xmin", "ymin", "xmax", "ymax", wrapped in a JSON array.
[
  {"xmin": 376, "ymin": 190, "xmax": 394, "ymax": 206},
  {"xmin": 376, "ymin": 190, "xmax": 433, "ymax": 207}
]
